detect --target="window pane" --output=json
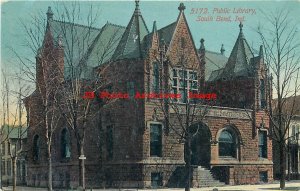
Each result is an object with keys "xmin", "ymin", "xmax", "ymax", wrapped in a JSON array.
[
  {"xmin": 258, "ymin": 131, "xmax": 267, "ymax": 158},
  {"xmin": 172, "ymin": 69, "xmax": 177, "ymax": 77},
  {"xmin": 150, "ymin": 124, "xmax": 162, "ymax": 157},
  {"xmin": 178, "ymin": 70, "xmax": 183, "ymax": 78},
  {"xmin": 172, "ymin": 79, "xmax": 177, "ymax": 87},
  {"xmin": 179, "ymin": 80, "xmax": 186, "ymax": 88},
  {"xmin": 219, "ymin": 130, "xmax": 236, "ymax": 157},
  {"xmin": 180, "ymin": 89, "xmax": 187, "ymax": 103}
]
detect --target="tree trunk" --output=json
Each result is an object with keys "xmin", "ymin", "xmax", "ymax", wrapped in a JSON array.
[
  {"xmin": 279, "ymin": 141, "xmax": 286, "ymax": 189},
  {"xmin": 185, "ymin": 133, "xmax": 191, "ymax": 191},
  {"xmin": 79, "ymin": 143, "xmax": 85, "ymax": 191},
  {"xmin": 12, "ymin": 157, "xmax": 17, "ymax": 191},
  {"xmin": 48, "ymin": 143, "xmax": 53, "ymax": 191}
]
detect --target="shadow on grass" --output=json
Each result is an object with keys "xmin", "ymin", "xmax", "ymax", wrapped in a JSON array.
[{"xmin": 260, "ymin": 187, "xmax": 299, "ymax": 190}]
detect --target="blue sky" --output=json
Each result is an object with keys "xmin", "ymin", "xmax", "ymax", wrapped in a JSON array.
[{"xmin": 1, "ymin": 0, "xmax": 300, "ymax": 77}]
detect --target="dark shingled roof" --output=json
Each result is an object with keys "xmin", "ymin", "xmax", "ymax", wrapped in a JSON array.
[
  {"xmin": 157, "ymin": 22, "xmax": 177, "ymax": 45},
  {"xmin": 48, "ymin": 20, "xmax": 125, "ymax": 79},
  {"xmin": 208, "ymin": 23, "xmax": 255, "ymax": 81},
  {"xmin": 112, "ymin": 1, "xmax": 149, "ymax": 60},
  {"xmin": 142, "ymin": 21, "xmax": 177, "ymax": 56},
  {"xmin": 205, "ymin": 50, "xmax": 228, "ymax": 81}
]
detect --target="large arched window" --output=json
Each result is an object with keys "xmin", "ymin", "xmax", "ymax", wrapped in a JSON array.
[
  {"xmin": 61, "ymin": 128, "xmax": 71, "ymax": 159},
  {"xmin": 33, "ymin": 135, "xmax": 40, "ymax": 161},
  {"xmin": 219, "ymin": 130, "xmax": 237, "ymax": 158}
]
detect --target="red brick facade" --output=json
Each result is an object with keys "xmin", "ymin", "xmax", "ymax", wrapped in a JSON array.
[{"xmin": 24, "ymin": 2, "xmax": 273, "ymax": 189}]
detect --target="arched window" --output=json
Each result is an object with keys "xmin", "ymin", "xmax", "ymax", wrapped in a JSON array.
[
  {"xmin": 61, "ymin": 128, "xmax": 71, "ymax": 159},
  {"xmin": 219, "ymin": 130, "xmax": 237, "ymax": 158},
  {"xmin": 33, "ymin": 135, "xmax": 40, "ymax": 161}
]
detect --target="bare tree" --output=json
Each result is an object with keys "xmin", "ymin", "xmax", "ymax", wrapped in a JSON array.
[
  {"xmin": 0, "ymin": 68, "xmax": 29, "ymax": 191},
  {"xmin": 50, "ymin": 3, "xmax": 123, "ymax": 190},
  {"xmin": 257, "ymin": 9, "xmax": 300, "ymax": 189},
  {"xmin": 9, "ymin": 2, "xmax": 123, "ymax": 190}
]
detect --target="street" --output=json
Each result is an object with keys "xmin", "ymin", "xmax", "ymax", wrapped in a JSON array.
[{"xmin": 1, "ymin": 180, "xmax": 300, "ymax": 191}]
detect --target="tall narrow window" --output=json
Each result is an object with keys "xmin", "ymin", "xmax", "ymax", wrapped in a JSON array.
[
  {"xmin": 2, "ymin": 143, "xmax": 5, "ymax": 155},
  {"xmin": 153, "ymin": 62, "xmax": 159, "ymax": 93},
  {"xmin": 219, "ymin": 130, "xmax": 236, "ymax": 158},
  {"xmin": 7, "ymin": 160, "xmax": 11, "ymax": 176},
  {"xmin": 150, "ymin": 124, "xmax": 162, "ymax": 157},
  {"xmin": 33, "ymin": 135, "xmax": 40, "ymax": 161},
  {"xmin": 292, "ymin": 125, "xmax": 296, "ymax": 140},
  {"xmin": 1, "ymin": 160, "xmax": 5, "ymax": 175},
  {"xmin": 106, "ymin": 126, "xmax": 113, "ymax": 160},
  {"xmin": 61, "ymin": 128, "xmax": 71, "ymax": 159},
  {"xmin": 127, "ymin": 81, "xmax": 135, "ymax": 98},
  {"xmin": 260, "ymin": 79, "xmax": 266, "ymax": 108},
  {"xmin": 258, "ymin": 130, "xmax": 268, "ymax": 158}
]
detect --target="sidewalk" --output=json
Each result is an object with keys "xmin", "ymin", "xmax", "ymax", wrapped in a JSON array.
[{"xmin": 1, "ymin": 181, "xmax": 300, "ymax": 191}]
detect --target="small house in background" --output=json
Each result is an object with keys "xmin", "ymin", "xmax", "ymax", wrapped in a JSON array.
[
  {"xmin": 272, "ymin": 96, "xmax": 300, "ymax": 180},
  {"xmin": 0, "ymin": 125, "xmax": 28, "ymax": 186}
]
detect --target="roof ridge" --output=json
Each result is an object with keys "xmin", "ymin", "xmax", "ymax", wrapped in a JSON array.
[
  {"xmin": 157, "ymin": 21, "xmax": 177, "ymax": 32},
  {"xmin": 52, "ymin": 19, "xmax": 101, "ymax": 31},
  {"xmin": 105, "ymin": 21, "xmax": 126, "ymax": 29},
  {"xmin": 206, "ymin": 50, "xmax": 225, "ymax": 55}
]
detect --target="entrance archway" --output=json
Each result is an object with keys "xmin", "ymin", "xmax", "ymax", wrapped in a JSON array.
[{"xmin": 185, "ymin": 123, "xmax": 211, "ymax": 168}]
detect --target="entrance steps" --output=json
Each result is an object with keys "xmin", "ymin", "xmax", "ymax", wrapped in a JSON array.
[
  {"xmin": 192, "ymin": 166, "xmax": 225, "ymax": 187},
  {"xmin": 167, "ymin": 166, "xmax": 225, "ymax": 188}
]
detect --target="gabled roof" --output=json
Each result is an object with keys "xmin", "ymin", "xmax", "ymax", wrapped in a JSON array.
[
  {"xmin": 47, "ymin": 18, "xmax": 125, "ymax": 79},
  {"xmin": 81, "ymin": 23, "xmax": 126, "ymax": 78},
  {"xmin": 157, "ymin": 22, "xmax": 177, "ymax": 45},
  {"xmin": 208, "ymin": 68, "xmax": 224, "ymax": 81},
  {"xmin": 112, "ymin": 1, "xmax": 149, "ymax": 60},
  {"xmin": 220, "ymin": 23, "xmax": 254, "ymax": 79},
  {"xmin": 205, "ymin": 50, "xmax": 228, "ymax": 81},
  {"xmin": 142, "ymin": 21, "xmax": 177, "ymax": 56},
  {"xmin": 50, "ymin": 20, "xmax": 100, "ymax": 65}
]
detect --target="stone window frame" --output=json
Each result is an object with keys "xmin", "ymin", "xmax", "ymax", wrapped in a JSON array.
[
  {"xmin": 258, "ymin": 129, "xmax": 268, "ymax": 159},
  {"xmin": 33, "ymin": 134, "xmax": 40, "ymax": 162},
  {"xmin": 171, "ymin": 67, "xmax": 198, "ymax": 103},
  {"xmin": 147, "ymin": 121, "xmax": 164, "ymax": 158},
  {"xmin": 216, "ymin": 126, "xmax": 241, "ymax": 160},
  {"xmin": 60, "ymin": 128, "xmax": 71, "ymax": 161}
]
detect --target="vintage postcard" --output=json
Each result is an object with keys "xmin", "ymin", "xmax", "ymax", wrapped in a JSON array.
[{"xmin": 1, "ymin": 0, "xmax": 300, "ymax": 190}]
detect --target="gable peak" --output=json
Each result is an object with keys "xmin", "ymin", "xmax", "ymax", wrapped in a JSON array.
[{"xmin": 178, "ymin": 3, "xmax": 186, "ymax": 12}]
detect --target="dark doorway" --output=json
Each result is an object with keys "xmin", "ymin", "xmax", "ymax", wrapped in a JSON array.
[{"xmin": 185, "ymin": 123, "xmax": 211, "ymax": 168}]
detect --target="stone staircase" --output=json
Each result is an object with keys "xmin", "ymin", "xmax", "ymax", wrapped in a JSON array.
[
  {"xmin": 168, "ymin": 165, "xmax": 225, "ymax": 188},
  {"xmin": 192, "ymin": 166, "xmax": 225, "ymax": 188}
]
